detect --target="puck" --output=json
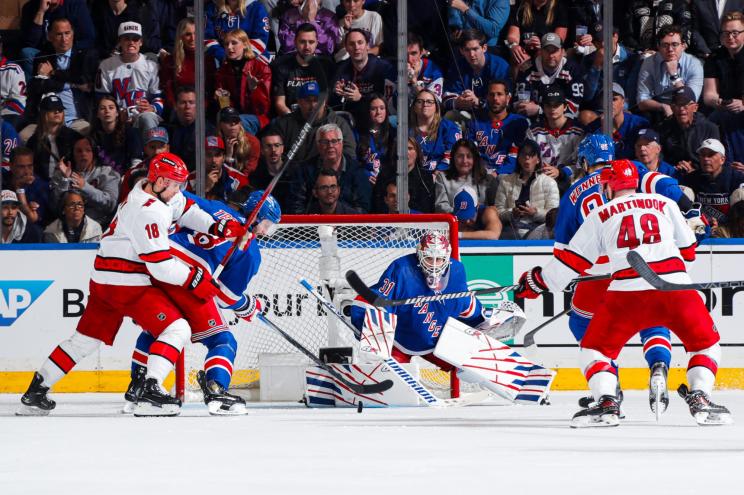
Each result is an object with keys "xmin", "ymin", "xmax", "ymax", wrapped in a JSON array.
[{"xmin": 357, "ymin": 401, "xmax": 364, "ymax": 413}]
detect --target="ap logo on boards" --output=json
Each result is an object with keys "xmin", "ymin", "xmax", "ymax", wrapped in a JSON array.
[{"xmin": 0, "ymin": 281, "xmax": 53, "ymax": 327}]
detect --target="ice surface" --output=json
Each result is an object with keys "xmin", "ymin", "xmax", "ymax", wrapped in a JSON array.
[{"xmin": 1, "ymin": 391, "xmax": 743, "ymax": 494}]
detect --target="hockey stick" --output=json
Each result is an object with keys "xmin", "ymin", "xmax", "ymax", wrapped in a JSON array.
[
  {"xmin": 256, "ymin": 313, "xmax": 394, "ymax": 395},
  {"xmin": 298, "ymin": 279, "xmax": 444, "ymax": 406},
  {"xmin": 522, "ymin": 307, "xmax": 571, "ymax": 351},
  {"xmin": 626, "ymin": 250, "xmax": 744, "ymax": 291},
  {"xmin": 346, "ymin": 270, "xmax": 610, "ymax": 307},
  {"xmin": 213, "ymin": 95, "xmax": 328, "ymax": 278}
]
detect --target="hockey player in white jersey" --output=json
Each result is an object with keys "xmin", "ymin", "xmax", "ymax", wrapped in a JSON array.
[
  {"xmin": 516, "ymin": 160, "xmax": 732, "ymax": 427},
  {"xmin": 95, "ymin": 22, "xmax": 163, "ymax": 135},
  {"xmin": 0, "ymin": 38, "xmax": 26, "ymax": 126},
  {"xmin": 17, "ymin": 153, "xmax": 248, "ymax": 417}
]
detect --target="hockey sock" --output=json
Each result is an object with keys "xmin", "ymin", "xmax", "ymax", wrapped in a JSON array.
[
  {"xmin": 200, "ymin": 332, "xmax": 237, "ymax": 390},
  {"xmin": 580, "ymin": 347, "xmax": 618, "ymax": 399},
  {"xmin": 39, "ymin": 332, "xmax": 100, "ymax": 388},
  {"xmin": 640, "ymin": 327, "xmax": 672, "ymax": 368},
  {"xmin": 568, "ymin": 311, "xmax": 591, "ymax": 341},
  {"xmin": 687, "ymin": 344, "xmax": 720, "ymax": 395},
  {"xmin": 132, "ymin": 331, "xmax": 155, "ymax": 377},
  {"xmin": 146, "ymin": 319, "xmax": 190, "ymax": 386}
]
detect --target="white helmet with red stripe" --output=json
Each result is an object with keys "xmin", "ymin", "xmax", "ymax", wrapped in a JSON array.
[{"xmin": 417, "ymin": 231, "xmax": 452, "ymax": 290}]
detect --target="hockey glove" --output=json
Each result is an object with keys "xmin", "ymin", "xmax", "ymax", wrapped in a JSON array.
[
  {"xmin": 515, "ymin": 267, "xmax": 548, "ymax": 300},
  {"xmin": 184, "ymin": 266, "xmax": 221, "ymax": 302},
  {"xmin": 233, "ymin": 296, "xmax": 264, "ymax": 322},
  {"xmin": 209, "ymin": 219, "xmax": 248, "ymax": 239},
  {"xmin": 684, "ymin": 203, "xmax": 711, "ymax": 242}
]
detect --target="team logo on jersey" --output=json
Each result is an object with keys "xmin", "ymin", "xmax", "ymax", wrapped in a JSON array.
[{"xmin": 0, "ymin": 281, "xmax": 53, "ymax": 327}]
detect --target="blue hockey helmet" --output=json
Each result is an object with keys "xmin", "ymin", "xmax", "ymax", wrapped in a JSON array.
[
  {"xmin": 243, "ymin": 190, "xmax": 282, "ymax": 225},
  {"xmin": 577, "ymin": 134, "xmax": 615, "ymax": 171}
]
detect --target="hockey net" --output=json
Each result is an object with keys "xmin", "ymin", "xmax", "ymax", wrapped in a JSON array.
[{"xmin": 177, "ymin": 214, "xmax": 461, "ymax": 401}]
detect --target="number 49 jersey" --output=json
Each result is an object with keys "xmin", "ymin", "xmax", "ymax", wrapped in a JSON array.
[{"xmin": 543, "ymin": 192, "xmax": 697, "ymax": 292}]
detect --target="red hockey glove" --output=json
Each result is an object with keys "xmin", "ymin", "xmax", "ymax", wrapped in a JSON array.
[
  {"xmin": 515, "ymin": 267, "xmax": 548, "ymax": 300},
  {"xmin": 184, "ymin": 266, "xmax": 221, "ymax": 302},
  {"xmin": 209, "ymin": 219, "xmax": 247, "ymax": 239},
  {"xmin": 234, "ymin": 296, "xmax": 263, "ymax": 322}
]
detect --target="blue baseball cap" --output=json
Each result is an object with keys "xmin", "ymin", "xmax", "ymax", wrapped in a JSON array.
[
  {"xmin": 297, "ymin": 81, "xmax": 320, "ymax": 99},
  {"xmin": 453, "ymin": 186, "xmax": 479, "ymax": 222},
  {"xmin": 145, "ymin": 126, "xmax": 169, "ymax": 145},
  {"xmin": 636, "ymin": 128, "xmax": 660, "ymax": 144}
]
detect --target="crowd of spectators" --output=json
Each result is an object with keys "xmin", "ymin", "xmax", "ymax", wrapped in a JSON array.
[{"xmin": 2, "ymin": 0, "xmax": 744, "ymax": 244}]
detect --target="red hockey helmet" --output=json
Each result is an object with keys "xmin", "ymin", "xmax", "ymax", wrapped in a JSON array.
[
  {"xmin": 147, "ymin": 152, "xmax": 189, "ymax": 184},
  {"xmin": 600, "ymin": 159, "xmax": 639, "ymax": 191}
]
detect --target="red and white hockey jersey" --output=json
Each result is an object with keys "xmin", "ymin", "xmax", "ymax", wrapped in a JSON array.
[
  {"xmin": 92, "ymin": 180, "xmax": 215, "ymax": 287},
  {"xmin": 0, "ymin": 57, "xmax": 26, "ymax": 118},
  {"xmin": 541, "ymin": 192, "xmax": 697, "ymax": 292},
  {"xmin": 95, "ymin": 54, "xmax": 164, "ymax": 115}
]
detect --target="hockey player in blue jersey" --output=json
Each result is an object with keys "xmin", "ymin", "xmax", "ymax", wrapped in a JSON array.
[
  {"xmin": 124, "ymin": 189, "xmax": 281, "ymax": 415},
  {"xmin": 205, "ymin": 0, "xmax": 271, "ymax": 64},
  {"xmin": 529, "ymin": 134, "xmax": 699, "ymax": 415}
]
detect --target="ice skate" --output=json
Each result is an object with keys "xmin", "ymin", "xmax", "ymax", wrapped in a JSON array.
[
  {"xmin": 197, "ymin": 371, "xmax": 247, "ymax": 416},
  {"xmin": 578, "ymin": 387, "xmax": 624, "ymax": 419},
  {"xmin": 122, "ymin": 365, "xmax": 146, "ymax": 414},
  {"xmin": 649, "ymin": 362, "xmax": 669, "ymax": 420},
  {"xmin": 16, "ymin": 372, "xmax": 56, "ymax": 416},
  {"xmin": 133, "ymin": 378, "xmax": 181, "ymax": 417},
  {"xmin": 678, "ymin": 384, "xmax": 733, "ymax": 426},
  {"xmin": 570, "ymin": 395, "xmax": 620, "ymax": 428}
]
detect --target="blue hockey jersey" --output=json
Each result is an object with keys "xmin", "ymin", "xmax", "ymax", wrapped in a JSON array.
[
  {"xmin": 205, "ymin": 1, "xmax": 271, "ymax": 63},
  {"xmin": 411, "ymin": 118, "xmax": 462, "ymax": 172},
  {"xmin": 350, "ymin": 254, "xmax": 484, "ymax": 355},
  {"xmin": 467, "ymin": 112, "xmax": 529, "ymax": 175},
  {"xmin": 170, "ymin": 192, "xmax": 261, "ymax": 310}
]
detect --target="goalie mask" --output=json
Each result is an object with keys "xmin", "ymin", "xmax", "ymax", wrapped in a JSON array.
[{"xmin": 417, "ymin": 232, "xmax": 452, "ymax": 291}]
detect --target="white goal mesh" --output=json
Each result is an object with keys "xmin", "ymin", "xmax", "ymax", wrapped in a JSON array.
[{"xmin": 178, "ymin": 214, "xmax": 460, "ymax": 400}]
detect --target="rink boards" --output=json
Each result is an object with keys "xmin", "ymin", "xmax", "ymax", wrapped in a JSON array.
[{"xmin": 1, "ymin": 240, "xmax": 744, "ymax": 393}]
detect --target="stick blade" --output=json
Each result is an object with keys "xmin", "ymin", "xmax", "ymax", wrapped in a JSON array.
[
  {"xmin": 350, "ymin": 379, "xmax": 394, "ymax": 394},
  {"xmin": 626, "ymin": 250, "xmax": 669, "ymax": 290},
  {"xmin": 345, "ymin": 270, "xmax": 386, "ymax": 306}
]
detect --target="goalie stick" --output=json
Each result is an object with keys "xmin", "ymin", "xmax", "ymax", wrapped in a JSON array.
[
  {"xmin": 256, "ymin": 313, "xmax": 394, "ymax": 395},
  {"xmin": 626, "ymin": 250, "xmax": 744, "ymax": 291},
  {"xmin": 346, "ymin": 270, "xmax": 610, "ymax": 307}
]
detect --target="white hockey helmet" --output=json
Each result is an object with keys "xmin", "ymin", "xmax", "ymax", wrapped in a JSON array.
[{"xmin": 417, "ymin": 231, "xmax": 452, "ymax": 289}]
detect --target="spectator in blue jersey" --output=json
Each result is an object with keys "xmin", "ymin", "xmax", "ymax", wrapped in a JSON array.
[
  {"xmin": 43, "ymin": 189, "xmax": 102, "ymax": 243},
  {"xmin": 332, "ymin": 29, "xmax": 396, "ymax": 127},
  {"xmin": 634, "ymin": 129, "xmax": 678, "ymax": 178},
  {"xmin": 682, "ymin": 138, "xmax": 744, "ymax": 226},
  {"xmin": 448, "ymin": 0, "xmax": 510, "ymax": 51},
  {"xmin": 19, "ymin": 0, "xmax": 96, "ymax": 78},
  {"xmin": 1, "ymin": 190, "xmax": 43, "ymax": 244},
  {"xmin": 1, "ymin": 120, "xmax": 20, "ymax": 169},
  {"xmin": 467, "ymin": 79, "xmax": 529, "ymax": 176},
  {"xmin": 493, "ymin": 139, "xmax": 559, "ymax": 239},
  {"xmin": 514, "ymin": 32, "xmax": 585, "ymax": 122},
  {"xmin": 434, "ymin": 138, "xmax": 498, "ymax": 215},
  {"xmin": 452, "ymin": 184, "xmax": 502, "ymax": 240},
  {"xmin": 2, "ymin": 147, "xmax": 52, "ymax": 227},
  {"xmin": 90, "ymin": 95, "xmax": 144, "ymax": 175},
  {"xmin": 205, "ymin": 0, "xmax": 272, "ymax": 64},
  {"xmin": 277, "ymin": 0, "xmax": 340, "ymax": 56},
  {"xmin": 443, "ymin": 29, "xmax": 510, "ymax": 115},
  {"xmin": 504, "ymin": 0, "xmax": 568, "ymax": 67},
  {"xmin": 356, "ymin": 94, "xmax": 395, "ymax": 185},
  {"xmin": 409, "ymin": 89, "xmax": 462, "ymax": 172},
  {"xmin": 586, "ymin": 83, "xmax": 650, "ymax": 159},
  {"xmin": 407, "ymin": 32, "xmax": 444, "ymax": 102}
]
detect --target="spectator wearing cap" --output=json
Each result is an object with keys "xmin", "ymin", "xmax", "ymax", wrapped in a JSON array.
[
  {"xmin": 277, "ymin": 1, "xmax": 340, "ymax": 56},
  {"xmin": 494, "ymin": 138, "xmax": 559, "ymax": 239},
  {"xmin": 656, "ymin": 85, "xmax": 721, "ymax": 174},
  {"xmin": 586, "ymin": 83, "xmax": 650, "ymax": 159},
  {"xmin": 25, "ymin": 18, "xmax": 97, "ymax": 141},
  {"xmin": 273, "ymin": 81, "xmax": 357, "ymax": 163},
  {"xmin": 307, "ymin": 168, "xmax": 360, "ymax": 214},
  {"xmin": 442, "ymin": 29, "xmax": 510, "ymax": 115},
  {"xmin": 216, "ymin": 106, "xmax": 261, "ymax": 176},
  {"xmin": 214, "ymin": 28, "xmax": 272, "ymax": 135},
  {"xmin": 514, "ymin": 32, "xmax": 586, "ymax": 122},
  {"xmin": 409, "ymin": 88, "xmax": 462, "ymax": 172},
  {"xmin": 332, "ymin": 29, "xmax": 396, "ymax": 126},
  {"xmin": 621, "ymin": 1, "xmax": 692, "ymax": 54},
  {"xmin": 0, "ymin": 34, "xmax": 27, "ymax": 129},
  {"xmin": 50, "ymin": 136, "xmax": 120, "ymax": 228},
  {"xmin": 504, "ymin": 0, "xmax": 569, "ymax": 67},
  {"xmin": 634, "ymin": 128, "xmax": 677, "ymax": 177},
  {"xmin": 525, "ymin": 85, "xmax": 585, "ymax": 184},
  {"xmin": 335, "ymin": 0, "xmax": 384, "ymax": 61},
  {"xmin": 451, "ymin": 185, "xmax": 502, "ymax": 240},
  {"xmin": 167, "ymin": 86, "xmax": 217, "ymax": 172},
  {"xmin": 19, "ymin": 0, "xmax": 96, "ymax": 79},
  {"xmin": 200, "ymin": 135, "xmax": 250, "ymax": 202},
  {"xmin": 251, "ymin": 130, "xmax": 293, "ymax": 211},
  {"xmin": 43, "ymin": 189, "xmax": 102, "ymax": 243},
  {"xmin": 637, "ymin": 25, "xmax": 704, "ymax": 121},
  {"xmin": 702, "ymin": 12, "xmax": 744, "ymax": 114},
  {"xmin": 118, "ymin": 126, "xmax": 170, "ymax": 202},
  {"xmin": 90, "ymin": 95, "xmax": 144, "ymax": 175},
  {"xmin": 1, "ymin": 190, "xmax": 43, "ymax": 244},
  {"xmin": 95, "ymin": 22, "xmax": 164, "ymax": 138},
  {"xmin": 690, "ymin": 0, "xmax": 744, "ymax": 59},
  {"xmin": 447, "ymin": 0, "xmax": 510, "ymax": 51},
  {"xmin": 272, "ymin": 23, "xmax": 335, "ymax": 116},
  {"xmin": 1, "ymin": 147, "xmax": 52, "ymax": 226},
  {"xmin": 205, "ymin": 0, "xmax": 272, "ymax": 64},
  {"xmin": 581, "ymin": 26, "xmax": 641, "ymax": 111},
  {"xmin": 466, "ymin": 80, "xmax": 529, "ymax": 176},
  {"xmin": 434, "ymin": 138, "xmax": 499, "ymax": 215},
  {"xmin": 682, "ymin": 138, "xmax": 744, "ymax": 225},
  {"xmin": 288, "ymin": 123, "xmax": 371, "ymax": 213},
  {"xmin": 25, "ymin": 94, "xmax": 83, "ymax": 181}
]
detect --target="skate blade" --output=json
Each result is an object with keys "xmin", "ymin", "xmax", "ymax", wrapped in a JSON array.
[
  {"xmin": 694, "ymin": 411, "xmax": 734, "ymax": 426},
  {"xmin": 15, "ymin": 404, "xmax": 51, "ymax": 416},
  {"xmin": 121, "ymin": 401, "xmax": 136, "ymax": 414},
  {"xmin": 570, "ymin": 413, "xmax": 620, "ymax": 429},
  {"xmin": 207, "ymin": 401, "xmax": 248, "ymax": 416},
  {"xmin": 133, "ymin": 402, "xmax": 181, "ymax": 417}
]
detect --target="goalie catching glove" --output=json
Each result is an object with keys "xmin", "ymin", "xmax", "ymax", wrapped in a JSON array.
[
  {"xmin": 233, "ymin": 296, "xmax": 264, "ymax": 322},
  {"xmin": 209, "ymin": 218, "xmax": 248, "ymax": 239},
  {"xmin": 476, "ymin": 300, "xmax": 527, "ymax": 340},
  {"xmin": 515, "ymin": 266, "xmax": 548, "ymax": 299},
  {"xmin": 184, "ymin": 266, "xmax": 221, "ymax": 302}
]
